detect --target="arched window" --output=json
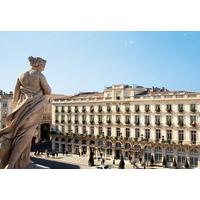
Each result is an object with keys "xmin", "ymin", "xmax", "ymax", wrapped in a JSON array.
[
  {"xmin": 115, "ymin": 142, "xmax": 121, "ymax": 148},
  {"xmin": 190, "ymin": 149, "xmax": 198, "ymax": 168},
  {"xmin": 125, "ymin": 143, "xmax": 131, "ymax": 149},
  {"xmin": 155, "ymin": 146, "xmax": 162, "ymax": 163},
  {"xmin": 106, "ymin": 141, "xmax": 112, "ymax": 148},
  {"xmin": 177, "ymin": 148, "xmax": 186, "ymax": 166},
  {"xmin": 166, "ymin": 147, "xmax": 173, "ymax": 163},
  {"xmin": 144, "ymin": 146, "xmax": 151, "ymax": 161},
  {"xmin": 98, "ymin": 140, "xmax": 104, "ymax": 147}
]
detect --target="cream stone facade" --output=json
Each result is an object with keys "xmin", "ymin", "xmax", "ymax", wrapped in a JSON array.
[
  {"xmin": 0, "ymin": 90, "xmax": 13, "ymax": 129},
  {"xmin": 52, "ymin": 84, "xmax": 200, "ymax": 169}
]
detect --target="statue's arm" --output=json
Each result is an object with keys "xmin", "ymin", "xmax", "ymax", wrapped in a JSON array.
[
  {"xmin": 39, "ymin": 73, "xmax": 51, "ymax": 95},
  {"xmin": 12, "ymin": 78, "xmax": 21, "ymax": 108}
]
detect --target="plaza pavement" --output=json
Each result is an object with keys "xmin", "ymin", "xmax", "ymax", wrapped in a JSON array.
[{"xmin": 30, "ymin": 152, "xmax": 137, "ymax": 169}]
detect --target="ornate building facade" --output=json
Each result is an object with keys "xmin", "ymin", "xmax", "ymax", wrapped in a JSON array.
[
  {"xmin": 0, "ymin": 90, "xmax": 13, "ymax": 129},
  {"xmin": 52, "ymin": 84, "xmax": 200, "ymax": 168}
]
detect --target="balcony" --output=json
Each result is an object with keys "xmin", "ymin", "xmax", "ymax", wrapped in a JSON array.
[
  {"xmin": 125, "ymin": 120, "xmax": 130, "ymax": 125},
  {"xmin": 107, "ymin": 120, "xmax": 111, "ymax": 124},
  {"xmin": 135, "ymin": 108, "xmax": 140, "ymax": 113},
  {"xmin": 90, "ymin": 108, "xmax": 94, "ymax": 113},
  {"xmin": 107, "ymin": 107, "xmax": 111, "ymax": 112},
  {"xmin": 82, "ymin": 120, "xmax": 86, "ymax": 124},
  {"xmin": 116, "ymin": 108, "xmax": 120, "ymax": 113},
  {"xmin": 155, "ymin": 122, "xmax": 161, "ymax": 126},
  {"xmin": 125, "ymin": 108, "xmax": 130, "ymax": 113},
  {"xmin": 178, "ymin": 140, "xmax": 183, "ymax": 144},
  {"xmin": 90, "ymin": 120, "xmax": 94, "ymax": 124},
  {"xmin": 116, "ymin": 119, "xmax": 121, "ymax": 124},
  {"xmin": 61, "ymin": 120, "xmax": 65, "ymax": 124},
  {"xmin": 67, "ymin": 120, "xmax": 71, "ymax": 123},
  {"xmin": 178, "ymin": 122, "xmax": 184, "ymax": 127},
  {"xmin": 82, "ymin": 109, "xmax": 86, "ymax": 113},
  {"xmin": 98, "ymin": 121, "xmax": 103, "ymax": 125},
  {"xmin": 166, "ymin": 121, "xmax": 172, "ymax": 127},
  {"xmin": 155, "ymin": 107, "xmax": 161, "ymax": 113},
  {"xmin": 98, "ymin": 107, "xmax": 102, "ymax": 113},
  {"xmin": 67, "ymin": 110, "xmax": 71, "ymax": 113},
  {"xmin": 55, "ymin": 120, "xmax": 59, "ymax": 123},
  {"xmin": 135, "ymin": 121, "xmax": 140, "ymax": 126},
  {"xmin": 145, "ymin": 122, "xmax": 150, "ymax": 126},
  {"xmin": 75, "ymin": 120, "xmax": 79, "ymax": 124}
]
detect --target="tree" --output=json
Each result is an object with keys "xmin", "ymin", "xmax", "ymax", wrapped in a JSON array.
[
  {"xmin": 150, "ymin": 155, "xmax": 155, "ymax": 167},
  {"xmin": 185, "ymin": 159, "xmax": 190, "ymax": 169},
  {"xmin": 88, "ymin": 149, "xmax": 95, "ymax": 167},
  {"xmin": 119, "ymin": 154, "xmax": 125, "ymax": 169},
  {"xmin": 162, "ymin": 156, "xmax": 167, "ymax": 168},
  {"xmin": 173, "ymin": 158, "xmax": 177, "ymax": 169}
]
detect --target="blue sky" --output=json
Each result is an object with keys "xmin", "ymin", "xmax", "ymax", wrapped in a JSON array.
[{"xmin": 0, "ymin": 31, "xmax": 200, "ymax": 95}]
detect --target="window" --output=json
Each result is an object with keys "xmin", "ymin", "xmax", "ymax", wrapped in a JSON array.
[
  {"xmin": 82, "ymin": 126, "xmax": 86, "ymax": 134},
  {"xmin": 145, "ymin": 116, "xmax": 150, "ymax": 126},
  {"xmin": 75, "ymin": 106, "xmax": 78, "ymax": 113},
  {"xmin": 68, "ymin": 125, "xmax": 71, "ymax": 133},
  {"xmin": 90, "ymin": 115, "xmax": 94, "ymax": 124},
  {"xmin": 98, "ymin": 115, "xmax": 103, "ymax": 124},
  {"xmin": 61, "ymin": 106, "xmax": 65, "ymax": 113},
  {"xmin": 90, "ymin": 126, "xmax": 94, "ymax": 135},
  {"xmin": 144, "ymin": 146, "xmax": 151, "ymax": 161},
  {"xmin": 135, "ymin": 105, "xmax": 140, "ymax": 112},
  {"xmin": 167, "ymin": 130, "xmax": 172, "ymax": 141},
  {"xmin": 126, "ymin": 128, "xmax": 130, "ymax": 138},
  {"xmin": 61, "ymin": 125, "xmax": 65, "ymax": 134},
  {"xmin": 156, "ymin": 129, "xmax": 161, "ymax": 140},
  {"xmin": 135, "ymin": 115, "xmax": 140, "ymax": 125},
  {"xmin": 67, "ymin": 106, "xmax": 71, "ymax": 113},
  {"xmin": 116, "ymin": 105, "xmax": 120, "ymax": 112},
  {"xmin": 125, "ymin": 115, "xmax": 130, "ymax": 124},
  {"xmin": 145, "ymin": 129, "xmax": 150, "ymax": 139},
  {"xmin": 55, "ymin": 106, "xmax": 59, "ymax": 113},
  {"xmin": 75, "ymin": 126, "xmax": 79, "ymax": 134},
  {"xmin": 135, "ymin": 128, "xmax": 140, "ymax": 139},
  {"xmin": 107, "ymin": 127, "xmax": 111, "ymax": 137},
  {"xmin": 155, "ymin": 105, "xmax": 161, "ymax": 112},
  {"xmin": 166, "ymin": 104, "xmax": 172, "ymax": 112},
  {"xmin": 155, "ymin": 116, "xmax": 161, "ymax": 126},
  {"xmin": 177, "ymin": 148, "xmax": 186, "ymax": 165},
  {"xmin": 178, "ymin": 116, "xmax": 184, "ymax": 127},
  {"xmin": 166, "ymin": 148, "xmax": 173, "ymax": 163},
  {"xmin": 116, "ymin": 115, "xmax": 121, "ymax": 124},
  {"xmin": 116, "ymin": 128, "xmax": 121, "ymax": 137},
  {"xmin": 82, "ymin": 115, "xmax": 86, "ymax": 124},
  {"xmin": 90, "ymin": 106, "xmax": 94, "ymax": 113},
  {"xmin": 107, "ymin": 105, "xmax": 111, "ymax": 112},
  {"xmin": 178, "ymin": 104, "xmax": 184, "ymax": 112},
  {"xmin": 3, "ymin": 103, "xmax": 7, "ymax": 108},
  {"xmin": 61, "ymin": 115, "xmax": 65, "ymax": 123},
  {"xmin": 75, "ymin": 115, "xmax": 78, "ymax": 124},
  {"xmin": 178, "ymin": 130, "xmax": 184, "ymax": 143},
  {"xmin": 190, "ymin": 149, "xmax": 198, "ymax": 167},
  {"xmin": 155, "ymin": 147, "xmax": 162, "ymax": 163},
  {"xmin": 99, "ymin": 127, "xmax": 103, "ymax": 135},
  {"xmin": 190, "ymin": 104, "xmax": 196, "ymax": 112},
  {"xmin": 145, "ymin": 105, "xmax": 150, "ymax": 112},
  {"xmin": 191, "ymin": 131, "xmax": 197, "ymax": 144},
  {"xmin": 98, "ymin": 105, "xmax": 102, "ymax": 112},
  {"xmin": 125, "ymin": 106, "xmax": 130, "ymax": 113},
  {"xmin": 82, "ymin": 106, "xmax": 86, "ymax": 113},
  {"xmin": 107, "ymin": 115, "xmax": 112, "ymax": 124},
  {"xmin": 190, "ymin": 116, "xmax": 196, "ymax": 127},
  {"xmin": 166, "ymin": 115, "xmax": 172, "ymax": 126}
]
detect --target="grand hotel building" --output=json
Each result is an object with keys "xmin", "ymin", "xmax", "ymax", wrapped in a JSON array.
[{"xmin": 52, "ymin": 84, "xmax": 200, "ymax": 168}]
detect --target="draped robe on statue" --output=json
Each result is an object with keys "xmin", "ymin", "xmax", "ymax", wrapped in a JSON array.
[{"xmin": 0, "ymin": 69, "xmax": 51, "ymax": 169}]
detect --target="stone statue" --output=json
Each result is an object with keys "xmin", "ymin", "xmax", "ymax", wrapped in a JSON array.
[{"xmin": 0, "ymin": 56, "xmax": 51, "ymax": 169}]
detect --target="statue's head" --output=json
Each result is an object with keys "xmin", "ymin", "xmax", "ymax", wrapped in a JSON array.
[{"xmin": 28, "ymin": 56, "xmax": 47, "ymax": 72}]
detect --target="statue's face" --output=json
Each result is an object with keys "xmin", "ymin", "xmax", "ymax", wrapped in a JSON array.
[{"xmin": 37, "ymin": 63, "xmax": 45, "ymax": 72}]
